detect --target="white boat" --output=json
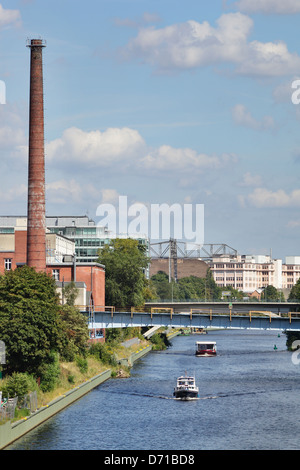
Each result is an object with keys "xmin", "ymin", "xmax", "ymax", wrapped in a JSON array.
[
  {"xmin": 195, "ymin": 341, "xmax": 217, "ymax": 357},
  {"xmin": 173, "ymin": 373, "xmax": 199, "ymax": 400}
]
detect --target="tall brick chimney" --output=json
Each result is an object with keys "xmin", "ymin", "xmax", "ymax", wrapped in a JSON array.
[{"xmin": 26, "ymin": 38, "xmax": 47, "ymax": 271}]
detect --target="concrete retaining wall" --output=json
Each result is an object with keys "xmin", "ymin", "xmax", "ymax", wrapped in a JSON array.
[
  {"xmin": 0, "ymin": 369, "xmax": 111, "ymax": 450},
  {"xmin": 0, "ymin": 341, "xmax": 155, "ymax": 449},
  {"xmin": 118, "ymin": 344, "xmax": 152, "ymax": 367}
]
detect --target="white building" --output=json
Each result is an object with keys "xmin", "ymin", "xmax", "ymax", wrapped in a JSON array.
[
  {"xmin": 209, "ymin": 254, "xmax": 296, "ymax": 294},
  {"xmin": 282, "ymin": 257, "xmax": 300, "ymax": 290}
]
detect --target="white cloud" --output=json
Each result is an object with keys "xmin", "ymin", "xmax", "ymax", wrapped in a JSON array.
[
  {"xmin": 100, "ymin": 188, "xmax": 120, "ymax": 204},
  {"xmin": 245, "ymin": 187, "xmax": 300, "ymax": 207},
  {"xmin": 241, "ymin": 172, "xmax": 263, "ymax": 186},
  {"xmin": 232, "ymin": 104, "xmax": 275, "ymax": 130},
  {"xmin": 236, "ymin": 40, "xmax": 300, "ymax": 76},
  {"xmin": 0, "ymin": 103, "xmax": 27, "ymax": 146},
  {"xmin": 0, "ymin": 4, "xmax": 21, "ymax": 29},
  {"xmin": 46, "ymin": 126, "xmax": 146, "ymax": 167},
  {"xmin": 46, "ymin": 125, "xmax": 237, "ymax": 176},
  {"xmin": 0, "ymin": 103, "xmax": 28, "ymax": 164},
  {"xmin": 0, "ymin": 183, "xmax": 27, "ymax": 202},
  {"xmin": 140, "ymin": 145, "xmax": 238, "ymax": 172},
  {"xmin": 0, "ymin": 126, "xmax": 25, "ymax": 148},
  {"xmin": 122, "ymin": 12, "xmax": 300, "ymax": 76},
  {"xmin": 234, "ymin": 0, "xmax": 300, "ymax": 14},
  {"xmin": 46, "ymin": 178, "xmax": 104, "ymax": 205},
  {"xmin": 46, "ymin": 179, "xmax": 83, "ymax": 204}
]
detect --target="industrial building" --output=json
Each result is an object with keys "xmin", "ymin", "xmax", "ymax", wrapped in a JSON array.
[
  {"xmin": 45, "ymin": 215, "xmax": 149, "ymax": 264},
  {"xmin": 0, "ymin": 217, "xmax": 105, "ymax": 308}
]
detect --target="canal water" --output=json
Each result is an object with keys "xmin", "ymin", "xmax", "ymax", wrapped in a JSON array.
[{"xmin": 8, "ymin": 330, "xmax": 300, "ymax": 450}]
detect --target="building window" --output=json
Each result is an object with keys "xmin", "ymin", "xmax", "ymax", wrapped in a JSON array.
[
  {"xmin": 52, "ymin": 269, "xmax": 60, "ymax": 281},
  {"xmin": 4, "ymin": 258, "xmax": 12, "ymax": 270}
]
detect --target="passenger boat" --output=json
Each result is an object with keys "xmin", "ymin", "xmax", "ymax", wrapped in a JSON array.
[
  {"xmin": 195, "ymin": 341, "xmax": 217, "ymax": 357},
  {"xmin": 173, "ymin": 373, "xmax": 199, "ymax": 400}
]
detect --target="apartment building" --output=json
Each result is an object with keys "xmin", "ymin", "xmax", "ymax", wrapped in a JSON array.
[
  {"xmin": 209, "ymin": 254, "xmax": 300, "ymax": 294},
  {"xmin": 282, "ymin": 257, "xmax": 300, "ymax": 290}
]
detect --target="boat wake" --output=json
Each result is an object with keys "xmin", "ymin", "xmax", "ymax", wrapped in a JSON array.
[{"xmin": 99, "ymin": 386, "xmax": 295, "ymax": 401}]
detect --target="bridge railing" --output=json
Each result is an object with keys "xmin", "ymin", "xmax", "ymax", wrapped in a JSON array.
[{"xmin": 80, "ymin": 306, "xmax": 300, "ymax": 325}]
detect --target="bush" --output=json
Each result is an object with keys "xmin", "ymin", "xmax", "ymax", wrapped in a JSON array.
[
  {"xmin": 67, "ymin": 374, "xmax": 75, "ymax": 384},
  {"xmin": 0, "ymin": 372, "xmax": 37, "ymax": 399},
  {"xmin": 75, "ymin": 355, "xmax": 88, "ymax": 374},
  {"xmin": 89, "ymin": 343, "xmax": 117, "ymax": 367},
  {"xmin": 38, "ymin": 352, "xmax": 61, "ymax": 393},
  {"xmin": 285, "ymin": 331, "xmax": 300, "ymax": 350},
  {"xmin": 150, "ymin": 333, "xmax": 171, "ymax": 351}
]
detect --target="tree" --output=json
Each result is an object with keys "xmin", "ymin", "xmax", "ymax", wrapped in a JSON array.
[
  {"xmin": 150, "ymin": 269, "xmax": 222, "ymax": 301},
  {"xmin": 62, "ymin": 281, "xmax": 79, "ymax": 306},
  {"xmin": 0, "ymin": 266, "xmax": 61, "ymax": 375},
  {"xmin": 177, "ymin": 276, "xmax": 205, "ymax": 300},
  {"xmin": 57, "ymin": 305, "xmax": 89, "ymax": 361},
  {"xmin": 224, "ymin": 286, "xmax": 246, "ymax": 301},
  {"xmin": 150, "ymin": 271, "xmax": 173, "ymax": 300},
  {"xmin": 288, "ymin": 278, "xmax": 300, "ymax": 303},
  {"xmin": 261, "ymin": 285, "xmax": 284, "ymax": 302},
  {"xmin": 97, "ymin": 238, "xmax": 150, "ymax": 307}
]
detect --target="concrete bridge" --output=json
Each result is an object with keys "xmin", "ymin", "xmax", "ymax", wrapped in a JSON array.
[{"xmin": 86, "ymin": 305, "xmax": 300, "ymax": 332}]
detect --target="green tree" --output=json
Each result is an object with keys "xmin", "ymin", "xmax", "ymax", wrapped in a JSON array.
[
  {"xmin": 150, "ymin": 269, "xmax": 222, "ymax": 301},
  {"xmin": 0, "ymin": 266, "xmax": 61, "ymax": 375},
  {"xmin": 56, "ymin": 304, "xmax": 89, "ymax": 361},
  {"xmin": 97, "ymin": 238, "xmax": 150, "ymax": 308},
  {"xmin": 62, "ymin": 281, "xmax": 79, "ymax": 306},
  {"xmin": 288, "ymin": 278, "xmax": 300, "ymax": 303},
  {"xmin": 205, "ymin": 269, "xmax": 222, "ymax": 300},
  {"xmin": 150, "ymin": 271, "xmax": 173, "ymax": 300},
  {"xmin": 261, "ymin": 285, "xmax": 284, "ymax": 301},
  {"xmin": 224, "ymin": 286, "xmax": 246, "ymax": 301}
]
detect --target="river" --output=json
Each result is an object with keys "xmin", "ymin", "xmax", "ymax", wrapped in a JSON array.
[{"xmin": 7, "ymin": 329, "xmax": 300, "ymax": 450}]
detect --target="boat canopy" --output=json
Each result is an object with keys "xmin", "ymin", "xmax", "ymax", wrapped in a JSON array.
[
  {"xmin": 196, "ymin": 341, "xmax": 216, "ymax": 350},
  {"xmin": 196, "ymin": 341, "xmax": 216, "ymax": 344}
]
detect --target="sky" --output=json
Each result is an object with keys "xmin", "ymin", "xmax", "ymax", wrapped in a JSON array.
[{"xmin": 1, "ymin": 0, "xmax": 300, "ymax": 260}]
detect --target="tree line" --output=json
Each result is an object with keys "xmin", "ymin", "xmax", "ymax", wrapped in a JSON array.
[{"xmin": 97, "ymin": 238, "xmax": 289, "ymax": 304}]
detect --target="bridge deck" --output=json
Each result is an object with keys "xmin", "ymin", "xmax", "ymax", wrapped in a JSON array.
[{"xmin": 85, "ymin": 308, "xmax": 300, "ymax": 331}]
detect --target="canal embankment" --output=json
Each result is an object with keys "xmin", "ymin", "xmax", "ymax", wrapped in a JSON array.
[
  {"xmin": 0, "ymin": 341, "xmax": 154, "ymax": 449},
  {"xmin": 0, "ymin": 328, "xmax": 181, "ymax": 449},
  {"xmin": 0, "ymin": 368, "xmax": 111, "ymax": 449}
]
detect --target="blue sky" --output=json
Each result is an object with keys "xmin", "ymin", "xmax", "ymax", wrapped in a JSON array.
[{"xmin": 1, "ymin": 0, "xmax": 300, "ymax": 260}]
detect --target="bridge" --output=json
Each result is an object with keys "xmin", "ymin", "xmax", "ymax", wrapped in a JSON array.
[
  {"xmin": 85, "ymin": 304, "xmax": 300, "ymax": 332},
  {"xmin": 144, "ymin": 301, "xmax": 299, "ymax": 315}
]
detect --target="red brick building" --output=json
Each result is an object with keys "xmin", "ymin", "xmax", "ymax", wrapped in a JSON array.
[
  {"xmin": 0, "ymin": 229, "xmax": 106, "ymax": 342},
  {"xmin": 150, "ymin": 257, "xmax": 208, "ymax": 280}
]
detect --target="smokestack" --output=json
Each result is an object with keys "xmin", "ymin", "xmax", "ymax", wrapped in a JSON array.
[{"xmin": 26, "ymin": 38, "xmax": 47, "ymax": 272}]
